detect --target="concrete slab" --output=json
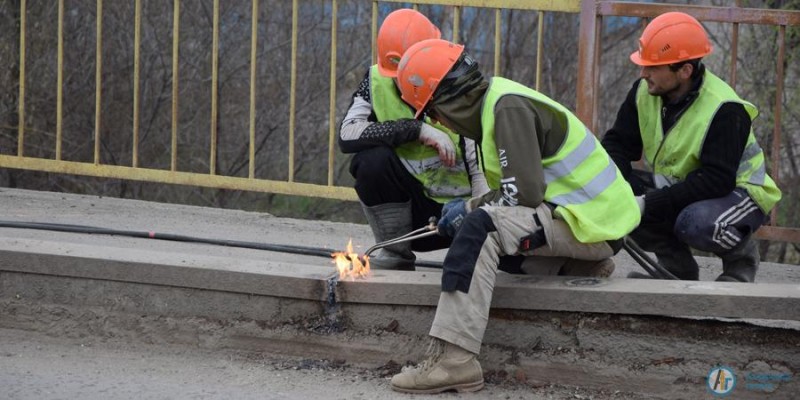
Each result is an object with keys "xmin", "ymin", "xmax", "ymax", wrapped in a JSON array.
[
  {"xmin": 2, "ymin": 187, "xmax": 798, "ymax": 283},
  {"xmin": 0, "ymin": 237, "xmax": 333, "ymax": 302},
  {"xmin": 2, "ymin": 236, "xmax": 799, "ymax": 322}
]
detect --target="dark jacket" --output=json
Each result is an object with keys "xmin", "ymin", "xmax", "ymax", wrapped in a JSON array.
[{"xmin": 601, "ymin": 67, "xmax": 751, "ymax": 225}]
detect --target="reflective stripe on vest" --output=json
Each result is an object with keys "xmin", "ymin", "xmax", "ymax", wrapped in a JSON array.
[
  {"xmin": 369, "ymin": 65, "xmax": 471, "ymax": 203},
  {"xmin": 481, "ymin": 77, "xmax": 640, "ymax": 243},
  {"xmin": 636, "ymin": 70, "xmax": 781, "ymax": 213}
]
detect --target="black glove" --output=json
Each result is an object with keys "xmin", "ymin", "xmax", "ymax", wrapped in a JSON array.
[{"xmin": 437, "ymin": 199, "xmax": 468, "ymax": 238}]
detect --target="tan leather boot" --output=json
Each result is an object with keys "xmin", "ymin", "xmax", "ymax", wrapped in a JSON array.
[
  {"xmin": 560, "ymin": 258, "xmax": 615, "ymax": 278},
  {"xmin": 391, "ymin": 339, "xmax": 484, "ymax": 394}
]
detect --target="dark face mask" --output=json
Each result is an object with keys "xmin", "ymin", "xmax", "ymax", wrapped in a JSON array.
[{"xmin": 428, "ymin": 80, "xmax": 488, "ymax": 142}]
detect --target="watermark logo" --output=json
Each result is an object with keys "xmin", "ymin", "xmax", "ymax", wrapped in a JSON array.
[
  {"xmin": 707, "ymin": 366, "xmax": 736, "ymax": 396},
  {"xmin": 745, "ymin": 372, "xmax": 792, "ymax": 392}
]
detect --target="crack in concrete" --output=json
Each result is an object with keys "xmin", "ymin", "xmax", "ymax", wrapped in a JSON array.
[{"xmin": 310, "ymin": 273, "xmax": 344, "ymax": 334}]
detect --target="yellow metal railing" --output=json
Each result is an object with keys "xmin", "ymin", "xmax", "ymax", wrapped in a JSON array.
[
  {"xmin": 3, "ymin": 0, "xmax": 798, "ymax": 242},
  {"xmin": 376, "ymin": 0, "xmax": 581, "ymax": 89},
  {"xmin": 3, "ymin": 0, "xmax": 580, "ymax": 203}
]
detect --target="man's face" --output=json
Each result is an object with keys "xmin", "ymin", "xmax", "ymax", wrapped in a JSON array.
[{"xmin": 639, "ymin": 64, "xmax": 682, "ymax": 97}]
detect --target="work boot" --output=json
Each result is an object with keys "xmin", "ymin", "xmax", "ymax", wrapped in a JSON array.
[
  {"xmin": 362, "ymin": 201, "xmax": 416, "ymax": 271},
  {"xmin": 716, "ymin": 239, "xmax": 759, "ymax": 282},
  {"xmin": 391, "ymin": 338, "xmax": 484, "ymax": 394},
  {"xmin": 560, "ymin": 258, "xmax": 615, "ymax": 278}
]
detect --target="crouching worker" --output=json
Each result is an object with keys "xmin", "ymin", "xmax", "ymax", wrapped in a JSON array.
[
  {"xmin": 338, "ymin": 9, "xmax": 488, "ymax": 271},
  {"xmin": 389, "ymin": 39, "xmax": 640, "ymax": 394},
  {"xmin": 602, "ymin": 12, "xmax": 781, "ymax": 282}
]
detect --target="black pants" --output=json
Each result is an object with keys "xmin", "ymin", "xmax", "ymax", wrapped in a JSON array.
[
  {"xmin": 349, "ymin": 146, "xmax": 451, "ymax": 252},
  {"xmin": 631, "ymin": 188, "xmax": 767, "ymax": 279}
]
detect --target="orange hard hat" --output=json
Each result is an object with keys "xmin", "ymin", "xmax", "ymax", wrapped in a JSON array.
[
  {"xmin": 630, "ymin": 12, "xmax": 712, "ymax": 66},
  {"xmin": 396, "ymin": 39, "xmax": 465, "ymax": 118},
  {"xmin": 377, "ymin": 9, "xmax": 441, "ymax": 78}
]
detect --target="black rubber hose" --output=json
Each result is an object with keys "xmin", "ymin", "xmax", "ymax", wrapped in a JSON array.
[
  {"xmin": 0, "ymin": 220, "xmax": 445, "ymax": 269},
  {"xmin": 1, "ymin": 221, "xmax": 676, "ymax": 275},
  {"xmin": 623, "ymin": 237, "xmax": 679, "ymax": 280}
]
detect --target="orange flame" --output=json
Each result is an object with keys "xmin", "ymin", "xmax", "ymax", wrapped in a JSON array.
[{"xmin": 331, "ymin": 239, "xmax": 370, "ymax": 280}]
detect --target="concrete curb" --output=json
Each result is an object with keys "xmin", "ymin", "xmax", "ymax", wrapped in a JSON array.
[{"xmin": 2, "ymin": 237, "xmax": 799, "ymax": 321}]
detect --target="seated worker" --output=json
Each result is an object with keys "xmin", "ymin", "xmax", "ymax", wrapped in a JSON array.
[
  {"xmin": 601, "ymin": 12, "xmax": 781, "ymax": 282},
  {"xmin": 338, "ymin": 9, "xmax": 488, "ymax": 271},
  {"xmin": 388, "ymin": 39, "xmax": 641, "ymax": 394}
]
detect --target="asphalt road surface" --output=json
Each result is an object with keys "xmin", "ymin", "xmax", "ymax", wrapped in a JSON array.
[{"xmin": 0, "ymin": 327, "xmax": 639, "ymax": 400}]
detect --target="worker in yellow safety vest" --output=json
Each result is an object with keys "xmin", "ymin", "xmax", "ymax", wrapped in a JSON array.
[
  {"xmin": 338, "ymin": 9, "xmax": 489, "ymax": 271},
  {"xmin": 388, "ymin": 38, "xmax": 640, "ymax": 394},
  {"xmin": 601, "ymin": 12, "xmax": 781, "ymax": 282}
]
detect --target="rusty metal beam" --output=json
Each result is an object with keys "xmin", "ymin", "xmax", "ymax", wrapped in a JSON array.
[
  {"xmin": 597, "ymin": 2, "xmax": 800, "ymax": 26},
  {"xmin": 576, "ymin": 0, "xmax": 599, "ymax": 130},
  {"xmin": 755, "ymin": 226, "xmax": 800, "ymax": 244},
  {"xmin": 380, "ymin": 0, "xmax": 581, "ymax": 12}
]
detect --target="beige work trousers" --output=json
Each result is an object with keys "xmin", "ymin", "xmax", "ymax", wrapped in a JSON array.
[{"xmin": 429, "ymin": 204, "xmax": 614, "ymax": 354}]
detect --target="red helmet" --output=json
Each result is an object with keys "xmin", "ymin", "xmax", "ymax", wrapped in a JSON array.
[
  {"xmin": 376, "ymin": 9, "xmax": 441, "ymax": 78},
  {"xmin": 630, "ymin": 12, "xmax": 713, "ymax": 66},
  {"xmin": 396, "ymin": 39, "xmax": 464, "ymax": 118}
]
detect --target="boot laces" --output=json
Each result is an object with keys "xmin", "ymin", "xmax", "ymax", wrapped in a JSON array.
[{"xmin": 401, "ymin": 338, "xmax": 444, "ymax": 373}]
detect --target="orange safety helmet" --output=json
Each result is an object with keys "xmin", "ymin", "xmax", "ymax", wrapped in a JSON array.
[
  {"xmin": 630, "ymin": 12, "xmax": 713, "ymax": 66},
  {"xmin": 396, "ymin": 39, "xmax": 465, "ymax": 119},
  {"xmin": 377, "ymin": 9, "xmax": 441, "ymax": 78}
]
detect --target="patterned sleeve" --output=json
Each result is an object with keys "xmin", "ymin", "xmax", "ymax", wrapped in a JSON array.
[{"xmin": 338, "ymin": 70, "xmax": 421, "ymax": 154}]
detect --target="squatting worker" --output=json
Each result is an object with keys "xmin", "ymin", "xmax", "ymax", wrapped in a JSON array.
[
  {"xmin": 388, "ymin": 38, "xmax": 640, "ymax": 394},
  {"xmin": 601, "ymin": 12, "xmax": 781, "ymax": 282},
  {"xmin": 338, "ymin": 9, "xmax": 489, "ymax": 271}
]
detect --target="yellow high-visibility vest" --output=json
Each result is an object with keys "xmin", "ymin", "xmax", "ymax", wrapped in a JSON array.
[
  {"xmin": 370, "ymin": 65, "xmax": 471, "ymax": 203},
  {"xmin": 636, "ymin": 70, "xmax": 781, "ymax": 213},
  {"xmin": 481, "ymin": 77, "xmax": 640, "ymax": 243}
]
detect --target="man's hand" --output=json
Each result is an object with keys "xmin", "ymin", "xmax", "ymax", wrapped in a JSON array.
[
  {"xmin": 419, "ymin": 123, "xmax": 456, "ymax": 167},
  {"xmin": 635, "ymin": 195, "xmax": 645, "ymax": 216},
  {"xmin": 438, "ymin": 199, "xmax": 468, "ymax": 237}
]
